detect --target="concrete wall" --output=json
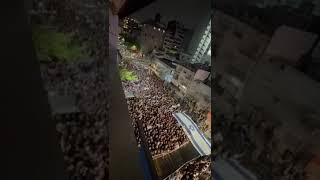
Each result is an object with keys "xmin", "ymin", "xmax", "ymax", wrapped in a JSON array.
[
  {"xmin": 186, "ymin": 81, "xmax": 211, "ymax": 110},
  {"xmin": 174, "ymin": 65, "xmax": 195, "ymax": 87},
  {"xmin": 109, "ymin": 8, "xmax": 145, "ymax": 179},
  {"xmin": 151, "ymin": 59, "xmax": 174, "ymax": 80},
  {"xmin": 172, "ymin": 65, "xmax": 211, "ymax": 110},
  {"xmin": 110, "ymin": 0, "xmax": 126, "ymax": 14}
]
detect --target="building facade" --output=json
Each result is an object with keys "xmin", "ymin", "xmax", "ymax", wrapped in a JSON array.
[
  {"xmin": 162, "ymin": 21, "xmax": 186, "ymax": 61},
  {"xmin": 179, "ymin": 52, "xmax": 193, "ymax": 62},
  {"xmin": 138, "ymin": 22, "xmax": 166, "ymax": 54},
  {"xmin": 191, "ymin": 19, "xmax": 211, "ymax": 64},
  {"xmin": 171, "ymin": 64, "xmax": 211, "ymax": 112}
]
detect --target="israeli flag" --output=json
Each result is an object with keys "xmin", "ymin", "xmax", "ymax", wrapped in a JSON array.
[{"xmin": 173, "ymin": 112, "xmax": 211, "ymax": 156}]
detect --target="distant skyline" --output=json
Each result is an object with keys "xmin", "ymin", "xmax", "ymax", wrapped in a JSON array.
[{"xmin": 130, "ymin": 0, "xmax": 211, "ymax": 30}]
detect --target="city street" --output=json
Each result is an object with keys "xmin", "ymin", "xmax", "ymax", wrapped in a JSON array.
[
  {"xmin": 120, "ymin": 55, "xmax": 189, "ymax": 157},
  {"xmin": 118, "ymin": 49, "xmax": 211, "ymax": 178}
]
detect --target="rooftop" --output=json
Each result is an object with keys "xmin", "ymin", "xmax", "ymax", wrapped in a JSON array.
[
  {"xmin": 158, "ymin": 58, "xmax": 178, "ymax": 69},
  {"xmin": 181, "ymin": 62, "xmax": 211, "ymax": 73},
  {"xmin": 142, "ymin": 19, "xmax": 166, "ymax": 29}
]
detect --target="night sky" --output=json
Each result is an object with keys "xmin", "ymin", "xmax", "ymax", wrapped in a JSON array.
[{"xmin": 131, "ymin": 0, "xmax": 211, "ymax": 30}]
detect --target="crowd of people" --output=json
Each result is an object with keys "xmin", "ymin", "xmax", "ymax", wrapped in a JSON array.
[
  {"xmin": 40, "ymin": 59, "xmax": 109, "ymax": 180},
  {"xmin": 121, "ymin": 60, "xmax": 191, "ymax": 157},
  {"xmin": 128, "ymin": 97, "xmax": 188, "ymax": 156},
  {"xmin": 35, "ymin": 0, "xmax": 110, "ymax": 177},
  {"xmin": 166, "ymin": 155, "xmax": 211, "ymax": 180},
  {"xmin": 55, "ymin": 113, "xmax": 108, "ymax": 180},
  {"xmin": 41, "ymin": 59, "xmax": 109, "ymax": 180}
]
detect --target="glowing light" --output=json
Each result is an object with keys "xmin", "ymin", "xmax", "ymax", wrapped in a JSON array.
[
  {"xmin": 207, "ymin": 49, "xmax": 211, "ymax": 55},
  {"xmin": 131, "ymin": 45, "xmax": 137, "ymax": 51},
  {"xmin": 158, "ymin": 28, "xmax": 161, "ymax": 31}
]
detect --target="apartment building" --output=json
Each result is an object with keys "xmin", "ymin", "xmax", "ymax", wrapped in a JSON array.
[
  {"xmin": 161, "ymin": 21, "xmax": 186, "ymax": 61},
  {"xmin": 138, "ymin": 21, "xmax": 166, "ymax": 54},
  {"xmin": 191, "ymin": 19, "xmax": 211, "ymax": 64}
]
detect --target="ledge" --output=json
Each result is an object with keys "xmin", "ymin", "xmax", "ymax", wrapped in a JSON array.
[{"xmin": 109, "ymin": 10, "xmax": 144, "ymax": 180}]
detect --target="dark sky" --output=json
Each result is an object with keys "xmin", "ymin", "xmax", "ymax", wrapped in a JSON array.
[{"xmin": 131, "ymin": 0, "xmax": 211, "ymax": 29}]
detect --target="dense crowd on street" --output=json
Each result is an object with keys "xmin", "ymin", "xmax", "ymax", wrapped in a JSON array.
[
  {"xmin": 33, "ymin": 0, "xmax": 109, "ymax": 178},
  {"xmin": 41, "ymin": 59, "xmax": 109, "ymax": 180},
  {"xmin": 121, "ymin": 60, "xmax": 191, "ymax": 156},
  {"xmin": 54, "ymin": 112, "xmax": 108, "ymax": 180},
  {"xmin": 167, "ymin": 155, "xmax": 211, "ymax": 180}
]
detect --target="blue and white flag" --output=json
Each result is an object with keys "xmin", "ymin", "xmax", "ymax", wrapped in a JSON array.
[{"xmin": 173, "ymin": 112, "xmax": 211, "ymax": 156}]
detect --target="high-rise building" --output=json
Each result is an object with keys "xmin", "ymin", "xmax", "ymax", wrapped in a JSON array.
[
  {"xmin": 138, "ymin": 20, "xmax": 166, "ymax": 54},
  {"xmin": 162, "ymin": 21, "xmax": 186, "ymax": 61},
  {"xmin": 191, "ymin": 19, "xmax": 211, "ymax": 64}
]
